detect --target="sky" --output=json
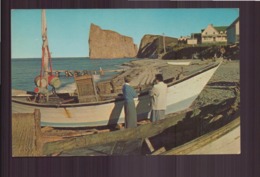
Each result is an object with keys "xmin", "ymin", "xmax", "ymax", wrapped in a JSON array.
[{"xmin": 11, "ymin": 9, "xmax": 239, "ymax": 58}]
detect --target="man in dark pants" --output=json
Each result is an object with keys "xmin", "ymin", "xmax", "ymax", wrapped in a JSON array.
[{"xmin": 122, "ymin": 76, "xmax": 138, "ymax": 128}]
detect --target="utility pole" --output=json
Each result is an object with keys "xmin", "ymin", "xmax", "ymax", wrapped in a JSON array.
[
  {"xmin": 163, "ymin": 33, "xmax": 166, "ymax": 53},
  {"xmin": 192, "ymin": 33, "xmax": 194, "ymax": 47}
]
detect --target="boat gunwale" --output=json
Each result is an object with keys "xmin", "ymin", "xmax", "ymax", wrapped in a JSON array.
[{"xmin": 12, "ymin": 61, "xmax": 220, "ymax": 108}]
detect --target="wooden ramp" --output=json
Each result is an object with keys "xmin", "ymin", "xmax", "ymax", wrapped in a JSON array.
[{"xmin": 42, "ymin": 111, "xmax": 188, "ymax": 156}]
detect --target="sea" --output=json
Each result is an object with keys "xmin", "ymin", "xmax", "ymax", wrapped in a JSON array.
[{"xmin": 12, "ymin": 57, "xmax": 137, "ymax": 92}]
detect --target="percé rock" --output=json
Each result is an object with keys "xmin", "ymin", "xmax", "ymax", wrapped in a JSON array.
[
  {"xmin": 137, "ymin": 35, "xmax": 178, "ymax": 58},
  {"xmin": 89, "ymin": 24, "xmax": 138, "ymax": 59}
]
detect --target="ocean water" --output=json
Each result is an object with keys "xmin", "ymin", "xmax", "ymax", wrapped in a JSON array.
[{"xmin": 12, "ymin": 57, "xmax": 136, "ymax": 92}]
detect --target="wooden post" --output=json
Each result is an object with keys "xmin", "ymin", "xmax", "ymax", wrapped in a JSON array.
[
  {"xmin": 34, "ymin": 109, "xmax": 42, "ymax": 143},
  {"xmin": 163, "ymin": 33, "xmax": 166, "ymax": 54},
  {"xmin": 12, "ymin": 109, "xmax": 42, "ymax": 156},
  {"xmin": 92, "ymin": 75, "xmax": 99, "ymax": 102}
]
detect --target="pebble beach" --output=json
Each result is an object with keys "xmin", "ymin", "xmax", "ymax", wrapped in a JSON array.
[{"xmin": 193, "ymin": 60, "xmax": 239, "ymax": 108}]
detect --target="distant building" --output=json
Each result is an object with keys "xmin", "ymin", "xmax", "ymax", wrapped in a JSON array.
[
  {"xmin": 201, "ymin": 24, "xmax": 228, "ymax": 44},
  {"xmin": 227, "ymin": 17, "xmax": 239, "ymax": 44},
  {"xmin": 187, "ymin": 33, "xmax": 201, "ymax": 45},
  {"xmin": 187, "ymin": 38, "xmax": 197, "ymax": 45},
  {"xmin": 178, "ymin": 36, "xmax": 190, "ymax": 44}
]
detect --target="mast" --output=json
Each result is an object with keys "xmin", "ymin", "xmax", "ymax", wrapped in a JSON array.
[
  {"xmin": 33, "ymin": 9, "xmax": 61, "ymax": 102},
  {"xmin": 37, "ymin": 9, "xmax": 52, "ymax": 101},
  {"xmin": 41, "ymin": 9, "xmax": 50, "ymax": 79}
]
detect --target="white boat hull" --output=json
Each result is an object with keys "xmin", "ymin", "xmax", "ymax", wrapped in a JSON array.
[
  {"xmin": 12, "ymin": 63, "xmax": 220, "ymax": 127},
  {"xmin": 167, "ymin": 61, "xmax": 191, "ymax": 66}
]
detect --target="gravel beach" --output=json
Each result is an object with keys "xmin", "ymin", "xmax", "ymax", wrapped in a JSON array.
[
  {"xmin": 122, "ymin": 58, "xmax": 240, "ymax": 108},
  {"xmin": 192, "ymin": 60, "xmax": 240, "ymax": 108}
]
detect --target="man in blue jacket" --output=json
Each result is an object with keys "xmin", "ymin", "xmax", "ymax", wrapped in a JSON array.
[{"xmin": 122, "ymin": 76, "xmax": 138, "ymax": 128}]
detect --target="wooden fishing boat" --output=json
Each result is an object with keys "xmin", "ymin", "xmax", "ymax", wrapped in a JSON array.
[
  {"xmin": 12, "ymin": 61, "xmax": 221, "ymax": 127},
  {"xmin": 11, "ymin": 10, "xmax": 222, "ymax": 128}
]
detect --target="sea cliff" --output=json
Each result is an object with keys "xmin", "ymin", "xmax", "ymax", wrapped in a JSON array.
[
  {"xmin": 89, "ymin": 24, "xmax": 138, "ymax": 59},
  {"xmin": 137, "ymin": 35, "xmax": 178, "ymax": 58}
]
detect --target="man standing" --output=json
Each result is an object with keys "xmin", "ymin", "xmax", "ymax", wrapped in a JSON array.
[
  {"xmin": 150, "ymin": 74, "xmax": 168, "ymax": 122},
  {"xmin": 122, "ymin": 76, "xmax": 138, "ymax": 128}
]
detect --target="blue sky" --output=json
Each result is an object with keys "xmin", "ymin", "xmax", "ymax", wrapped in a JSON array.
[{"xmin": 11, "ymin": 9, "xmax": 239, "ymax": 58}]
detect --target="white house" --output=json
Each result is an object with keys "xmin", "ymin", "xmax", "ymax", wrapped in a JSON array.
[
  {"xmin": 187, "ymin": 39, "xmax": 197, "ymax": 45},
  {"xmin": 201, "ymin": 24, "xmax": 228, "ymax": 44},
  {"xmin": 187, "ymin": 33, "xmax": 201, "ymax": 45},
  {"xmin": 227, "ymin": 17, "xmax": 239, "ymax": 44}
]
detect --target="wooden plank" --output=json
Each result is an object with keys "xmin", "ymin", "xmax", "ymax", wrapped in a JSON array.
[
  {"xmin": 151, "ymin": 147, "xmax": 166, "ymax": 155},
  {"xmin": 42, "ymin": 110, "xmax": 188, "ymax": 155},
  {"xmin": 144, "ymin": 138, "xmax": 155, "ymax": 152},
  {"xmin": 111, "ymin": 138, "xmax": 143, "ymax": 155},
  {"xmin": 109, "ymin": 142, "xmax": 117, "ymax": 155},
  {"xmin": 161, "ymin": 117, "xmax": 240, "ymax": 155}
]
